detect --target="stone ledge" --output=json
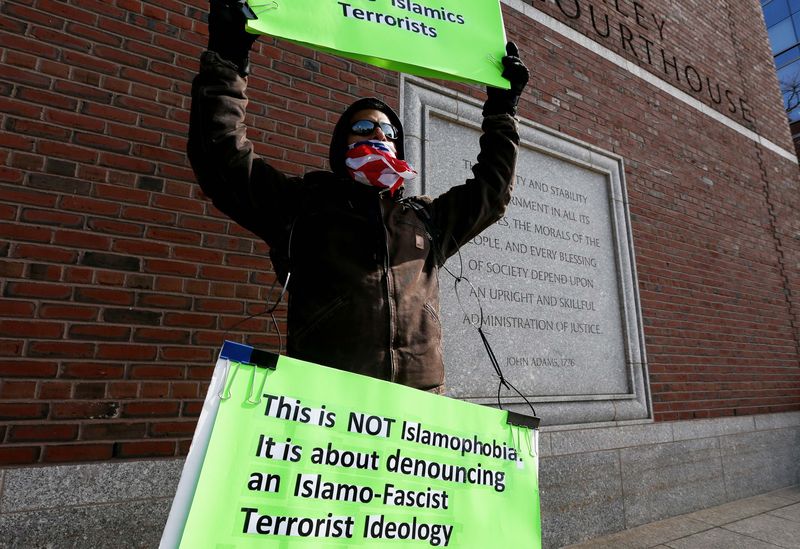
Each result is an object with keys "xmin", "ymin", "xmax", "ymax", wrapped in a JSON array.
[{"xmin": 0, "ymin": 459, "xmax": 183, "ymax": 513}]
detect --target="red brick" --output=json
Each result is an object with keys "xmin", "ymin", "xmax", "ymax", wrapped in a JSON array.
[
  {"xmin": 0, "ymin": 340, "xmax": 25, "ymax": 357},
  {"xmin": 112, "ymin": 238, "xmax": 170, "ymax": 257},
  {"xmin": 38, "ymin": 381, "xmax": 73, "ymax": 399},
  {"xmin": 69, "ymin": 324, "xmax": 131, "ymax": 341},
  {"xmin": 177, "ymin": 439, "xmax": 192, "ymax": 456},
  {"xmin": 0, "ymin": 380, "xmax": 36, "ymax": 398},
  {"xmin": 0, "ymin": 95, "xmax": 44, "ymax": 119},
  {"xmin": 121, "ymin": 205, "xmax": 176, "ymax": 224},
  {"xmin": 0, "ymin": 221, "xmax": 52, "ymax": 243},
  {"xmin": 143, "ymin": 259, "xmax": 198, "ymax": 276},
  {"xmin": 181, "ymin": 400, "xmax": 204, "ymax": 417},
  {"xmin": 37, "ymin": 139, "xmax": 98, "ymax": 163},
  {"xmin": 0, "ymin": 300, "xmax": 36, "ymax": 317},
  {"xmin": 149, "ymin": 421, "xmax": 198, "ymax": 437},
  {"xmin": 11, "ymin": 244, "xmax": 78, "ymax": 264},
  {"xmin": 43, "ymin": 443, "xmax": 114, "ymax": 463},
  {"xmin": 0, "ymin": 320, "xmax": 63, "ymax": 338},
  {"xmin": 159, "ymin": 346, "xmax": 214, "ymax": 362},
  {"xmin": 184, "ymin": 280, "xmax": 210, "ymax": 295},
  {"xmin": 20, "ymin": 208, "xmax": 84, "ymax": 227},
  {"xmin": 0, "ymin": 187, "xmax": 57, "ymax": 208},
  {"xmin": 195, "ymin": 298, "xmax": 244, "ymax": 314},
  {"xmin": 164, "ymin": 312, "xmax": 216, "ymax": 329},
  {"xmin": 191, "ymin": 330, "xmax": 226, "ymax": 347},
  {"xmin": 107, "ymin": 382, "xmax": 139, "ymax": 399},
  {"xmin": 153, "ymin": 277, "xmax": 183, "ymax": 293},
  {"xmin": 132, "ymin": 327, "xmax": 190, "ymax": 344},
  {"xmin": 74, "ymin": 287, "xmax": 133, "ymax": 306},
  {"xmin": 171, "ymin": 382, "xmax": 199, "ymax": 399},
  {"xmin": 52, "ymin": 80, "xmax": 111, "ymax": 104},
  {"xmin": 60, "ymin": 195, "xmax": 120, "ymax": 216},
  {"xmin": 129, "ymin": 364, "xmax": 184, "ymax": 379},
  {"xmin": 27, "ymin": 263, "xmax": 62, "ymax": 282},
  {"xmin": 63, "ymin": 267, "xmax": 94, "ymax": 284},
  {"xmin": 0, "ymin": 446, "xmax": 41, "ymax": 465},
  {"xmin": 4, "ymin": 281, "xmax": 72, "ymax": 300},
  {"xmin": 63, "ymin": 380, "xmax": 104, "ymax": 405},
  {"xmin": 39, "ymin": 304, "xmax": 99, "ymax": 321},
  {"xmin": 132, "ymin": 143, "xmax": 184, "ymax": 164},
  {"xmin": 0, "ymin": 403, "xmax": 49, "ymax": 420},
  {"xmin": 175, "ymin": 216, "xmax": 226, "ymax": 234},
  {"xmin": 95, "ymin": 271, "xmax": 125, "ymax": 286},
  {"xmin": 53, "ymin": 229, "xmax": 111, "ymax": 250},
  {"xmin": 9, "ymin": 424, "xmax": 79, "ymax": 442},
  {"xmin": 51, "ymin": 401, "xmax": 119, "ymax": 420},
  {"xmin": 146, "ymin": 226, "xmax": 202, "ymax": 245},
  {"xmin": 15, "ymin": 86, "xmax": 79, "ymax": 111},
  {"xmin": 97, "ymin": 152, "xmax": 155, "ymax": 174},
  {"xmin": 225, "ymin": 254, "xmax": 272, "ymax": 270},
  {"xmin": 93, "ymin": 182, "xmax": 150, "ymax": 204},
  {"xmin": 80, "ymin": 421, "xmax": 147, "ymax": 440},
  {"xmin": 45, "ymin": 108, "xmax": 105, "ymax": 133},
  {"xmin": 0, "ymin": 131, "xmax": 34, "ymax": 152},
  {"xmin": 28, "ymin": 341, "xmax": 95, "ymax": 359},
  {"xmin": 0, "ymin": 260, "xmax": 25, "ymax": 279},
  {"xmin": 198, "ymin": 265, "xmax": 249, "ymax": 283},
  {"xmin": 87, "ymin": 218, "xmax": 143, "ymax": 237},
  {"xmin": 0, "ymin": 203, "xmax": 18, "ymax": 220},
  {"xmin": 113, "ymin": 440, "xmax": 175, "ymax": 458},
  {"xmin": 151, "ymin": 194, "xmax": 205, "ymax": 214},
  {"xmin": 95, "ymin": 343, "xmax": 157, "ymax": 361},
  {"xmin": 136, "ymin": 293, "xmax": 192, "ymax": 310},
  {"xmin": 141, "ymin": 382, "xmax": 170, "ymax": 398},
  {"xmin": 121, "ymin": 400, "xmax": 180, "ymax": 418}
]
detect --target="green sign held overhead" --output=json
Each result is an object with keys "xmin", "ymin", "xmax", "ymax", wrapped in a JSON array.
[
  {"xmin": 161, "ymin": 342, "xmax": 541, "ymax": 548},
  {"xmin": 245, "ymin": 0, "xmax": 511, "ymax": 88}
]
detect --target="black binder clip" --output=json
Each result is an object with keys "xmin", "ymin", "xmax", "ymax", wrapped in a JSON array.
[
  {"xmin": 506, "ymin": 411, "xmax": 540, "ymax": 459},
  {"xmin": 506, "ymin": 411, "xmax": 540, "ymax": 430}
]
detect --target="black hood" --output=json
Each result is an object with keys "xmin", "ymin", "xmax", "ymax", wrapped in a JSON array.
[{"xmin": 329, "ymin": 97, "xmax": 405, "ymax": 178}]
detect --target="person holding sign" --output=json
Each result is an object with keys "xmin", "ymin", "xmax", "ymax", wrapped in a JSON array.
[{"xmin": 188, "ymin": 0, "xmax": 529, "ymax": 393}]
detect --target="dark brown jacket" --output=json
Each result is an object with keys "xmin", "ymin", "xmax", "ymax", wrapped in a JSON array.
[{"xmin": 188, "ymin": 51, "xmax": 519, "ymax": 391}]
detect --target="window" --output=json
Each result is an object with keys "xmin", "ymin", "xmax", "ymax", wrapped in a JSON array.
[
  {"xmin": 778, "ymin": 60, "xmax": 800, "ymax": 121},
  {"xmin": 764, "ymin": 0, "xmax": 791, "ymax": 26},
  {"xmin": 775, "ymin": 45, "xmax": 800, "ymax": 68},
  {"xmin": 768, "ymin": 17, "xmax": 797, "ymax": 54},
  {"xmin": 762, "ymin": 0, "xmax": 800, "ymax": 122}
]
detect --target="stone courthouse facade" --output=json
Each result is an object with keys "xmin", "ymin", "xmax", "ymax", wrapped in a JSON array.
[{"xmin": 1, "ymin": 0, "xmax": 798, "ymax": 546}]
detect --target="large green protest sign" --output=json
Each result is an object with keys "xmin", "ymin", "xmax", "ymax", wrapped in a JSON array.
[
  {"xmin": 161, "ymin": 341, "xmax": 540, "ymax": 547},
  {"xmin": 245, "ymin": 0, "xmax": 511, "ymax": 88}
]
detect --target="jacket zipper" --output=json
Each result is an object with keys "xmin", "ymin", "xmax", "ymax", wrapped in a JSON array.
[{"xmin": 378, "ymin": 190, "xmax": 397, "ymax": 382}]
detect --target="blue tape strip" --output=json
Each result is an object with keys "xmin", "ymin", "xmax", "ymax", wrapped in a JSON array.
[{"xmin": 219, "ymin": 340, "xmax": 253, "ymax": 364}]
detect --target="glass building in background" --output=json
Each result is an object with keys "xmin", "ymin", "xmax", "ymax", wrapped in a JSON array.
[{"xmin": 762, "ymin": 0, "xmax": 800, "ymax": 152}]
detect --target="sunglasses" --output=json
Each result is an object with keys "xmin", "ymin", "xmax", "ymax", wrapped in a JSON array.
[{"xmin": 350, "ymin": 119, "xmax": 399, "ymax": 140}]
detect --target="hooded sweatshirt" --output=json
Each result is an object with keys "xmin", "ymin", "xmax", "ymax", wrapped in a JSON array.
[{"xmin": 188, "ymin": 51, "xmax": 519, "ymax": 390}]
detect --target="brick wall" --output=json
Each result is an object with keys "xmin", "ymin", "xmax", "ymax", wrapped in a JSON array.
[{"xmin": 1, "ymin": 0, "xmax": 798, "ymax": 465}]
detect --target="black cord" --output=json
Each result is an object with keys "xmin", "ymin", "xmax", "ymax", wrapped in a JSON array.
[
  {"xmin": 445, "ymin": 240, "xmax": 537, "ymax": 418},
  {"xmin": 222, "ymin": 219, "xmax": 297, "ymax": 353},
  {"xmin": 221, "ymin": 272, "xmax": 289, "ymax": 354}
]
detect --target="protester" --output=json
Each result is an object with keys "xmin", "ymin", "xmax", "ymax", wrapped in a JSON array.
[{"xmin": 188, "ymin": 0, "xmax": 529, "ymax": 393}]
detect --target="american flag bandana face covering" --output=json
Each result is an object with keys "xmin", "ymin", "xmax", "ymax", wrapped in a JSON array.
[{"xmin": 345, "ymin": 140, "xmax": 417, "ymax": 196}]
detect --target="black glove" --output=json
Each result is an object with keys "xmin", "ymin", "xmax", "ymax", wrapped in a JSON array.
[
  {"xmin": 483, "ymin": 42, "xmax": 529, "ymax": 117},
  {"xmin": 207, "ymin": 0, "xmax": 259, "ymax": 76}
]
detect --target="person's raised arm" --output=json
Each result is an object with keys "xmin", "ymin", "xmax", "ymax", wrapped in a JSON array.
[
  {"xmin": 188, "ymin": 0, "xmax": 297, "ymax": 245},
  {"xmin": 427, "ymin": 42, "xmax": 530, "ymax": 261}
]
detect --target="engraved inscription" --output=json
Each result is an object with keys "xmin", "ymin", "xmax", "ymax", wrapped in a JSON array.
[{"xmin": 425, "ymin": 113, "xmax": 630, "ymax": 398}]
